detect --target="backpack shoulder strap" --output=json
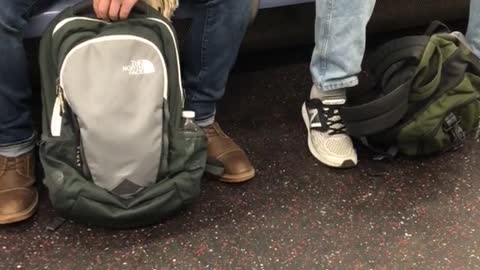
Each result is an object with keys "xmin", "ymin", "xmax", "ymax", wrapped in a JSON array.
[
  {"xmin": 342, "ymin": 36, "xmax": 431, "ymax": 137},
  {"xmin": 369, "ymin": 35, "xmax": 430, "ymax": 80},
  {"xmin": 424, "ymin": 20, "xmax": 451, "ymax": 36}
]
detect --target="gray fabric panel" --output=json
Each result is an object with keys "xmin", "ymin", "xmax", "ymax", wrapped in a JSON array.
[{"xmin": 61, "ymin": 36, "xmax": 166, "ymax": 193}]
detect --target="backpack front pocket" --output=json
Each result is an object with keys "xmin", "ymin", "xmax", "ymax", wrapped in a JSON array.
[{"xmin": 59, "ymin": 35, "xmax": 168, "ymax": 196}]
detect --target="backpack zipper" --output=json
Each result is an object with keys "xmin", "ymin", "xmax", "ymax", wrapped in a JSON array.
[
  {"xmin": 475, "ymin": 113, "xmax": 480, "ymax": 140},
  {"xmin": 50, "ymin": 79, "xmax": 88, "ymax": 174},
  {"xmin": 69, "ymin": 110, "xmax": 91, "ymax": 177},
  {"xmin": 51, "ymin": 79, "xmax": 66, "ymax": 137},
  {"xmin": 147, "ymin": 17, "xmax": 184, "ymax": 104}
]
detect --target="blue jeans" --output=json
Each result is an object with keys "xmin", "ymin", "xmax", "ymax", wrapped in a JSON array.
[
  {"xmin": 0, "ymin": 0, "xmax": 251, "ymax": 156},
  {"xmin": 467, "ymin": 0, "xmax": 480, "ymax": 57},
  {"xmin": 311, "ymin": 0, "xmax": 480, "ymax": 92},
  {"xmin": 0, "ymin": 0, "xmax": 37, "ymax": 157},
  {"xmin": 183, "ymin": 0, "xmax": 251, "ymax": 126}
]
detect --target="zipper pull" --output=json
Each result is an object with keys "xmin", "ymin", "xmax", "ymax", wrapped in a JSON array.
[
  {"xmin": 56, "ymin": 79, "xmax": 65, "ymax": 115},
  {"xmin": 51, "ymin": 81, "xmax": 65, "ymax": 137},
  {"xmin": 476, "ymin": 116, "xmax": 480, "ymax": 141}
]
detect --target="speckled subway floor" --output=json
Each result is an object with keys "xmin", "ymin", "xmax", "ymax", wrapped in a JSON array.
[{"xmin": 1, "ymin": 45, "xmax": 480, "ymax": 270}]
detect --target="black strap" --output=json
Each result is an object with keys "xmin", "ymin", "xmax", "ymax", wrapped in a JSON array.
[
  {"xmin": 343, "ymin": 83, "xmax": 409, "ymax": 136},
  {"xmin": 46, "ymin": 217, "xmax": 67, "ymax": 231},
  {"xmin": 342, "ymin": 36, "xmax": 431, "ymax": 137},
  {"xmin": 425, "ymin": 20, "xmax": 451, "ymax": 36},
  {"xmin": 359, "ymin": 137, "xmax": 399, "ymax": 160},
  {"xmin": 342, "ymin": 79, "xmax": 410, "ymax": 122},
  {"xmin": 369, "ymin": 36, "xmax": 430, "ymax": 81},
  {"xmin": 205, "ymin": 158, "xmax": 225, "ymax": 177}
]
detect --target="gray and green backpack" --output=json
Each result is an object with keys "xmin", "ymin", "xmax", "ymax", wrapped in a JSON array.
[
  {"xmin": 39, "ymin": 1, "xmax": 209, "ymax": 228},
  {"xmin": 342, "ymin": 22, "xmax": 480, "ymax": 157}
]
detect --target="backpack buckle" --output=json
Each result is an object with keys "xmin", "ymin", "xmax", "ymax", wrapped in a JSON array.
[{"xmin": 443, "ymin": 113, "xmax": 466, "ymax": 147}]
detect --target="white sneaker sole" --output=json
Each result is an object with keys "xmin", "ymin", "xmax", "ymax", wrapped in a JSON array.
[{"xmin": 302, "ymin": 103, "xmax": 357, "ymax": 168}]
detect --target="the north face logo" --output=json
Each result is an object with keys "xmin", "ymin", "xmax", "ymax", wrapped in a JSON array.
[{"xmin": 122, "ymin": 59, "xmax": 155, "ymax": 75}]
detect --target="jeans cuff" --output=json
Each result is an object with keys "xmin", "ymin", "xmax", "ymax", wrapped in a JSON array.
[
  {"xmin": 196, "ymin": 115, "xmax": 216, "ymax": 127},
  {"xmin": 315, "ymin": 76, "xmax": 359, "ymax": 92},
  {"xmin": 0, "ymin": 134, "xmax": 36, "ymax": 157},
  {"xmin": 185, "ymin": 100, "xmax": 216, "ymax": 122}
]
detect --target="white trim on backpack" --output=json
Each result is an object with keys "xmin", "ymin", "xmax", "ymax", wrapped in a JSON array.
[
  {"xmin": 147, "ymin": 18, "xmax": 184, "ymax": 104},
  {"xmin": 53, "ymin": 17, "xmax": 109, "ymax": 35},
  {"xmin": 52, "ymin": 16, "xmax": 184, "ymax": 104},
  {"xmin": 52, "ymin": 16, "xmax": 185, "ymax": 105},
  {"xmin": 58, "ymin": 35, "xmax": 169, "ymax": 102},
  {"xmin": 51, "ymin": 34, "xmax": 169, "ymax": 137}
]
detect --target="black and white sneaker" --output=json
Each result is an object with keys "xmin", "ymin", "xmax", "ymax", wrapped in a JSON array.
[{"xmin": 302, "ymin": 86, "xmax": 358, "ymax": 168}]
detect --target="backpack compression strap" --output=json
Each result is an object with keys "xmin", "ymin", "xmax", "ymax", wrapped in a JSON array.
[{"xmin": 341, "ymin": 36, "xmax": 430, "ymax": 137}]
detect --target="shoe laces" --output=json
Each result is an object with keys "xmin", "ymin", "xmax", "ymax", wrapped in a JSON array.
[
  {"xmin": 308, "ymin": 99, "xmax": 347, "ymax": 136},
  {"xmin": 323, "ymin": 106, "xmax": 347, "ymax": 135}
]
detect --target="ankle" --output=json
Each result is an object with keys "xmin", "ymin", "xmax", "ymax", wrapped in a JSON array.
[
  {"xmin": 310, "ymin": 85, "xmax": 346, "ymax": 102},
  {"xmin": 0, "ymin": 143, "xmax": 35, "ymax": 158}
]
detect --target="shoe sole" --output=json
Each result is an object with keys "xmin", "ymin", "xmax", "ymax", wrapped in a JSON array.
[
  {"xmin": 302, "ymin": 103, "xmax": 357, "ymax": 169},
  {"xmin": 213, "ymin": 169, "xmax": 256, "ymax": 183},
  {"xmin": 0, "ymin": 191, "xmax": 39, "ymax": 225}
]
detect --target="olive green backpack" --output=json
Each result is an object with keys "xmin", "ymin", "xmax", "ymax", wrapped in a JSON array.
[{"xmin": 342, "ymin": 22, "xmax": 480, "ymax": 157}]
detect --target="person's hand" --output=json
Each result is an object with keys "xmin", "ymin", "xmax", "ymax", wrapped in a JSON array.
[{"xmin": 93, "ymin": 0, "xmax": 139, "ymax": 21}]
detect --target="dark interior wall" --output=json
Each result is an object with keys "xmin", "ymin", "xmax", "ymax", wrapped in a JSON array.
[
  {"xmin": 239, "ymin": 0, "xmax": 470, "ymax": 51},
  {"xmin": 370, "ymin": 0, "xmax": 469, "ymax": 32}
]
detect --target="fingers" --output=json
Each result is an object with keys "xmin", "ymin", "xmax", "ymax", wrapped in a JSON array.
[
  {"xmin": 119, "ymin": 0, "xmax": 138, "ymax": 20},
  {"xmin": 108, "ymin": 0, "xmax": 121, "ymax": 21},
  {"xmin": 93, "ymin": 0, "xmax": 138, "ymax": 21},
  {"xmin": 93, "ymin": 0, "xmax": 100, "ymax": 14},
  {"xmin": 93, "ymin": 0, "xmax": 101, "ymax": 17},
  {"xmin": 94, "ymin": 0, "xmax": 112, "ymax": 20}
]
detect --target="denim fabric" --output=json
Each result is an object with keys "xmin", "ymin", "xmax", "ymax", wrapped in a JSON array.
[
  {"xmin": 0, "ymin": 0, "xmax": 37, "ymax": 156},
  {"xmin": 467, "ymin": 0, "xmax": 480, "ymax": 57},
  {"xmin": 182, "ymin": 0, "xmax": 251, "ymax": 124},
  {"xmin": 310, "ymin": 0, "xmax": 376, "ymax": 92}
]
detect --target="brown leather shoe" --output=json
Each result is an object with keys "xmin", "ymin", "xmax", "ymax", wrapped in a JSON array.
[
  {"xmin": 0, "ymin": 152, "xmax": 38, "ymax": 224},
  {"xmin": 203, "ymin": 122, "xmax": 255, "ymax": 183}
]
